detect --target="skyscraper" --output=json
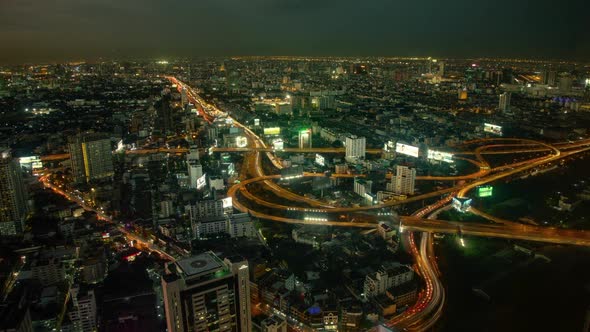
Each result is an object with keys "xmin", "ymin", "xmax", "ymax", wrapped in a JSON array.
[
  {"xmin": 499, "ymin": 92, "xmax": 511, "ymax": 112},
  {"xmin": 162, "ymin": 252, "xmax": 251, "ymax": 332},
  {"xmin": 393, "ymin": 166, "xmax": 416, "ymax": 195},
  {"xmin": 438, "ymin": 61, "xmax": 445, "ymax": 77},
  {"xmin": 345, "ymin": 135, "xmax": 366, "ymax": 162},
  {"xmin": 558, "ymin": 73, "xmax": 573, "ymax": 93},
  {"xmin": 67, "ymin": 285, "xmax": 97, "ymax": 332},
  {"xmin": 0, "ymin": 149, "xmax": 28, "ymax": 236},
  {"xmin": 68, "ymin": 133, "xmax": 114, "ymax": 183},
  {"xmin": 187, "ymin": 145, "xmax": 203, "ymax": 189},
  {"xmin": 541, "ymin": 70, "xmax": 557, "ymax": 86}
]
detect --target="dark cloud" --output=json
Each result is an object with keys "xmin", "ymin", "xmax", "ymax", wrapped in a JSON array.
[{"xmin": 0, "ymin": 0, "xmax": 588, "ymax": 63}]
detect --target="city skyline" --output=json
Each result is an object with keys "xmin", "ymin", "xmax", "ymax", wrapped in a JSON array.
[
  {"xmin": 1, "ymin": 1, "xmax": 590, "ymax": 329},
  {"xmin": 1, "ymin": 0, "xmax": 590, "ymax": 64}
]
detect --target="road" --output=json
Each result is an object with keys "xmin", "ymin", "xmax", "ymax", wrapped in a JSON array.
[
  {"xmin": 169, "ymin": 77, "xmax": 590, "ymax": 331},
  {"xmin": 38, "ymin": 175, "xmax": 178, "ymax": 261},
  {"xmin": 401, "ymin": 217, "xmax": 590, "ymax": 246}
]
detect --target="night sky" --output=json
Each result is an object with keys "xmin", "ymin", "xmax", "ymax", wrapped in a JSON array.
[{"xmin": 1, "ymin": 0, "xmax": 589, "ymax": 64}]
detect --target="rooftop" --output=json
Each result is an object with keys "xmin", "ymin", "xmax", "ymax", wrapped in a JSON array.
[{"xmin": 176, "ymin": 252, "xmax": 225, "ymax": 277}]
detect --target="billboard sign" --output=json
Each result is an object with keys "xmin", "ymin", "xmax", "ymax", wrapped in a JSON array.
[
  {"xmin": 264, "ymin": 127, "xmax": 281, "ymax": 135},
  {"xmin": 235, "ymin": 136, "xmax": 248, "ymax": 148},
  {"xmin": 196, "ymin": 174, "xmax": 206, "ymax": 190},
  {"xmin": 315, "ymin": 154, "xmax": 325, "ymax": 166},
  {"xmin": 272, "ymin": 139, "xmax": 284, "ymax": 151},
  {"xmin": 222, "ymin": 197, "xmax": 233, "ymax": 209},
  {"xmin": 484, "ymin": 123, "xmax": 503, "ymax": 136},
  {"xmin": 477, "ymin": 185, "xmax": 493, "ymax": 197},
  {"xmin": 427, "ymin": 150, "xmax": 454, "ymax": 163},
  {"xmin": 395, "ymin": 143, "xmax": 419, "ymax": 158},
  {"xmin": 19, "ymin": 156, "xmax": 43, "ymax": 170},
  {"xmin": 384, "ymin": 140, "xmax": 396, "ymax": 152}
]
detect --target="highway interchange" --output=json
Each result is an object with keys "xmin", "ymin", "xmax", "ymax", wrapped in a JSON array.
[{"xmin": 38, "ymin": 76, "xmax": 590, "ymax": 331}]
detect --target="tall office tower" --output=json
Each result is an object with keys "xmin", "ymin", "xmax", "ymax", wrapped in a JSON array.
[
  {"xmin": 393, "ymin": 165, "xmax": 416, "ymax": 195},
  {"xmin": 67, "ymin": 285, "xmax": 97, "ymax": 332},
  {"xmin": 345, "ymin": 135, "xmax": 366, "ymax": 161},
  {"xmin": 542, "ymin": 70, "xmax": 557, "ymax": 86},
  {"xmin": 188, "ymin": 161, "xmax": 203, "ymax": 189},
  {"xmin": 162, "ymin": 252, "xmax": 251, "ymax": 332},
  {"xmin": 186, "ymin": 145, "xmax": 203, "ymax": 189},
  {"xmin": 498, "ymin": 92, "xmax": 511, "ymax": 112},
  {"xmin": 558, "ymin": 73, "xmax": 573, "ymax": 93},
  {"xmin": 0, "ymin": 149, "xmax": 28, "ymax": 236},
  {"xmin": 157, "ymin": 93, "xmax": 174, "ymax": 134},
  {"xmin": 438, "ymin": 61, "xmax": 445, "ymax": 77},
  {"xmin": 298, "ymin": 129, "xmax": 312, "ymax": 149},
  {"xmin": 181, "ymin": 88, "xmax": 189, "ymax": 106},
  {"xmin": 68, "ymin": 133, "xmax": 114, "ymax": 183}
]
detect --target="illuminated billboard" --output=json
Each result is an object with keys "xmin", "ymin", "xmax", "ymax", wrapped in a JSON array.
[
  {"xmin": 383, "ymin": 140, "xmax": 396, "ymax": 152},
  {"xmin": 427, "ymin": 150, "xmax": 454, "ymax": 163},
  {"xmin": 452, "ymin": 197, "xmax": 472, "ymax": 213},
  {"xmin": 477, "ymin": 185, "xmax": 493, "ymax": 197},
  {"xmin": 235, "ymin": 136, "xmax": 248, "ymax": 148},
  {"xmin": 264, "ymin": 127, "xmax": 281, "ymax": 135},
  {"xmin": 395, "ymin": 143, "xmax": 419, "ymax": 158},
  {"xmin": 315, "ymin": 154, "xmax": 325, "ymax": 167},
  {"xmin": 484, "ymin": 123, "xmax": 503, "ymax": 136},
  {"xmin": 222, "ymin": 197, "xmax": 233, "ymax": 209},
  {"xmin": 19, "ymin": 156, "xmax": 43, "ymax": 170},
  {"xmin": 273, "ymin": 139, "xmax": 284, "ymax": 151},
  {"xmin": 196, "ymin": 174, "xmax": 207, "ymax": 190},
  {"xmin": 116, "ymin": 140, "xmax": 125, "ymax": 152}
]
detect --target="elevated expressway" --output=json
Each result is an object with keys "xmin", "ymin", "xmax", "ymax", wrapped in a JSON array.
[
  {"xmin": 170, "ymin": 77, "xmax": 590, "ymax": 331},
  {"xmin": 36, "ymin": 76, "xmax": 590, "ymax": 331}
]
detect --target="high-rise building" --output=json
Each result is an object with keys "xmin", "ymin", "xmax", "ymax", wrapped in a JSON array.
[
  {"xmin": 541, "ymin": 70, "xmax": 557, "ymax": 86},
  {"xmin": 345, "ymin": 135, "xmax": 366, "ymax": 161},
  {"xmin": 298, "ymin": 129, "xmax": 312, "ymax": 149},
  {"xmin": 187, "ymin": 200, "xmax": 224, "ymax": 221},
  {"xmin": 162, "ymin": 252, "xmax": 251, "ymax": 332},
  {"xmin": 181, "ymin": 88, "xmax": 189, "ymax": 106},
  {"xmin": 499, "ymin": 92, "xmax": 511, "ymax": 112},
  {"xmin": 558, "ymin": 73, "xmax": 573, "ymax": 93},
  {"xmin": 0, "ymin": 149, "xmax": 28, "ymax": 236},
  {"xmin": 393, "ymin": 166, "xmax": 416, "ymax": 195},
  {"xmin": 68, "ymin": 133, "xmax": 114, "ymax": 183},
  {"xmin": 67, "ymin": 285, "xmax": 97, "ymax": 332},
  {"xmin": 363, "ymin": 264, "xmax": 414, "ymax": 298},
  {"xmin": 353, "ymin": 178, "xmax": 372, "ymax": 198},
  {"xmin": 438, "ymin": 61, "xmax": 445, "ymax": 77},
  {"xmin": 188, "ymin": 161, "xmax": 203, "ymax": 189}
]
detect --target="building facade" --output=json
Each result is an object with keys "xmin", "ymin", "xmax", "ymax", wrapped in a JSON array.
[
  {"xmin": 0, "ymin": 149, "xmax": 28, "ymax": 236},
  {"xmin": 68, "ymin": 133, "xmax": 114, "ymax": 183},
  {"xmin": 345, "ymin": 135, "xmax": 366, "ymax": 161},
  {"xmin": 161, "ymin": 252, "xmax": 251, "ymax": 332},
  {"xmin": 393, "ymin": 166, "xmax": 416, "ymax": 195}
]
